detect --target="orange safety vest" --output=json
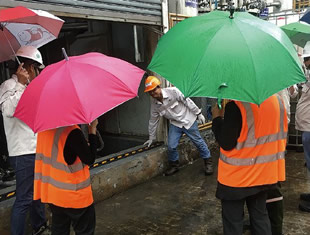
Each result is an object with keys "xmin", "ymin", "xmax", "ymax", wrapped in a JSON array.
[
  {"xmin": 34, "ymin": 125, "xmax": 93, "ymax": 208},
  {"xmin": 218, "ymin": 95, "xmax": 287, "ymax": 188}
]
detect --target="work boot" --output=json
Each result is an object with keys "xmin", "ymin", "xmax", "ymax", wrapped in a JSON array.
[
  {"xmin": 204, "ymin": 158, "xmax": 214, "ymax": 175},
  {"xmin": 300, "ymin": 193, "xmax": 310, "ymax": 202},
  {"xmin": 164, "ymin": 160, "xmax": 179, "ymax": 176},
  {"xmin": 299, "ymin": 200, "xmax": 310, "ymax": 213}
]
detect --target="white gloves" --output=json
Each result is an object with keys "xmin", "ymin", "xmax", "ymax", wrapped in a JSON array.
[
  {"xmin": 197, "ymin": 113, "xmax": 206, "ymax": 125},
  {"xmin": 144, "ymin": 139, "xmax": 153, "ymax": 147}
]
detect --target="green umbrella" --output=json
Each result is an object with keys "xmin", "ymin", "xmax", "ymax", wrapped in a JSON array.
[
  {"xmin": 281, "ymin": 22, "xmax": 310, "ymax": 48},
  {"xmin": 148, "ymin": 11, "xmax": 306, "ymax": 106}
]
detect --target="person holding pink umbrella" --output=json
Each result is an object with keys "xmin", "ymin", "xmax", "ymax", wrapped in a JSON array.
[
  {"xmin": 13, "ymin": 49, "xmax": 145, "ymax": 234},
  {"xmin": 0, "ymin": 45, "xmax": 50, "ymax": 235},
  {"xmin": 34, "ymin": 119, "xmax": 99, "ymax": 235}
]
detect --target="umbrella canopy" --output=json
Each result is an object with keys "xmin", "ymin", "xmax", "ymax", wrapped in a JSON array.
[
  {"xmin": 14, "ymin": 52, "xmax": 145, "ymax": 133},
  {"xmin": 0, "ymin": 6, "xmax": 64, "ymax": 63},
  {"xmin": 148, "ymin": 11, "xmax": 306, "ymax": 105},
  {"xmin": 280, "ymin": 22, "xmax": 310, "ymax": 48}
]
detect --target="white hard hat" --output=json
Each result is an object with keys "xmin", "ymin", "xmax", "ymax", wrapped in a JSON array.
[
  {"xmin": 302, "ymin": 41, "xmax": 310, "ymax": 58},
  {"xmin": 16, "ymin": 46, "xmax": 45, "ymax": 68}
]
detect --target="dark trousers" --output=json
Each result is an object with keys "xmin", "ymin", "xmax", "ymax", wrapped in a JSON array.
[
  {"xmin": 9, "ymin": 154, "xmax": 46, "ymax": 235},
  {"xmin": 221, "ymin": 191, "xmax": 271, "ymax": 235},
  {"xmin": 267, "ymin": 187, "xmax": 283, "ymax": 235},
  {"xmin": 49, "ymin": 203, "xmax": 96, "ymax": 235}
]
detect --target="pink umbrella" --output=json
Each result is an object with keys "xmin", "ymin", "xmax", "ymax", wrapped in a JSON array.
[
  {"xmin": 14, "ymin": 52, "xmax": 145, "ymax": 133},
  {"xmin": 0, "ymin": 6, "xmax": 64, "ymax": 63}
]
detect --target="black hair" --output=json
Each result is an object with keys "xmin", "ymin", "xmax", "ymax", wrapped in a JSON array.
[
  {"xmin": 304, "ymin": 57, "xmax": 310, "ymax": 62},
  {"xmin": 15, "ymin": 56, "xmax": 40, "ymax": 70}
]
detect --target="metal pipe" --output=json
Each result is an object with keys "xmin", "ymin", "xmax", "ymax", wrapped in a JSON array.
[
  {"xmin": 266, "ymin": 1, "xmax": 281, "ymax": 9},
  {"xmin": 133, "ymin": 25, "xmax": 141, "ymax": 62}
]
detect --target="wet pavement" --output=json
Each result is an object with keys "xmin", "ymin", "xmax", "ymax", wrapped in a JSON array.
[{"xmin": 94, "ymin": 151, "xmax": 310, "ymax": 235}]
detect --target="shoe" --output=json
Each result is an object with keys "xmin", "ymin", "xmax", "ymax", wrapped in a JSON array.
[
  {"xmin": 164, "ymin": 160, "xmax": 179, "ymax": 176},
  {"xmin": 300, "ymin": 193, "xmax": 310, "ymax": 202},
  {"xmin": 204, "ymin": 158, "xmax": 214, "ymax": 176},
  {"xmin": 299, "ymin": 200, "xmax": 310, "ymax": 213},
  {"xmin": 33, "ymin": 223, "xmax": 51, "ymax": 235}
]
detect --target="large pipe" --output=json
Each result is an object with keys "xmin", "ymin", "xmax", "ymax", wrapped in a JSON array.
[{"xmin": 266, "ymin": 1, "xmax": 281, "ymax": 9}]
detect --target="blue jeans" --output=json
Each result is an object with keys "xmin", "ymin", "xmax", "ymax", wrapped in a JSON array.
[
  {"xmin": 9, "ymin": 154, "xmax": 46, "ymax": 235},
  {"xmin": 302, "ymin": 131, "xmax": 310, "ymax": 172},
  {"xmin": 167, "ymin": 122, "xmax": 211, "ymax": 162}
]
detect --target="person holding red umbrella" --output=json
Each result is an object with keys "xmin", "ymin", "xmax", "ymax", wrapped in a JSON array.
[{"xmin": 0, "ymin": 45, "xmax": 49, "ymax": 235}]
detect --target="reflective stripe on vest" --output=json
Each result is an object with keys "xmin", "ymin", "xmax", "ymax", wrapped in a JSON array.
[
  {"xmin": 34, "ymin": 172, "xmax": 91, "ymax": 191},
  {"xmin": 35, "ymin": 153, "xmax": 84, "ymax": 173},
  {"xmin": 235, "ymin": 96, "xmax": 287, "ymax": 150},
  {"xmin": 220, "ymin": 151, "xmax": 285, "ymax": 166},
  {"xmin": 220, "ymin": 96, "xmax": 286, "ymax": 166}
]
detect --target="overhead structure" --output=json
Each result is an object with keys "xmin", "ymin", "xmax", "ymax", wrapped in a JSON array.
[{"xmin": 0, "ymin": 0, "xmax": 162, "ymax": 25}]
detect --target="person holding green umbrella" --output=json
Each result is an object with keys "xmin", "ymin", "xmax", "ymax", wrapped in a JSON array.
[
  {"xmin": 147, "ymin": 9, "xmax": 306, "ymax": 234},
  {"xmin": 212, "ymin": 94, "xmax": 287, "ymax": 235}
]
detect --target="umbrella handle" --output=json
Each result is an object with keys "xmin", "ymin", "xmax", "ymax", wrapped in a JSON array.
[
  {"xmin": 217, "ymin": 98, "xmax": 223, "ymax": 109},
  {"xmin": 218, "ymin": 83, "xmax": 228, "ymax": 109}
]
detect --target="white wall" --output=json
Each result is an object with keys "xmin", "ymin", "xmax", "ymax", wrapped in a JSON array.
[{"xmin": 169, "ymin": 0, "xmax": 198, "ymax": 16}]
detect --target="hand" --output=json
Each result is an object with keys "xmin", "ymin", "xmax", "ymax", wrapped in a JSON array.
[
  {"xmin": 197, "ymin": 113, "xmax": 206, "ymax": 125},
  {"xmin": 16, "ymin": 63, "xmax": 30, "ymax": 85},
  {"xmin": 288, "ymin": 85, "xmax": 298, "ymax": 97},
  {"xmin": 143, "ymin": 139, "xmax": 153, "ymax": 147},
  {"xmin": 212, "ymin": 104, "xmax": 224, "ymax": 119},
  {"xmin": 88, "ymin": 119, "xmax": 98, "ymax": 134}
]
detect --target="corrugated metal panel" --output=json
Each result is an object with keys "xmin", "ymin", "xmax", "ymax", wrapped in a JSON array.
[{"xmin": 0, "ymin": 0, "xmax": 162, "ymax": 25}]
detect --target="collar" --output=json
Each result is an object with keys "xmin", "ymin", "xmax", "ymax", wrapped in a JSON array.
[
  {"xmin": 12, "ymin": 74, "xmax": 18, "ymax": 82},
  {"xmin": 162, "ymin": 88, "xmax": 168, "ymax": 99}
]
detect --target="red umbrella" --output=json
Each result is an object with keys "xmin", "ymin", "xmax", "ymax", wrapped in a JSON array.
[
  {"xmin": 0, "ymin": 6, "xmax": 64, "ymax": 63},
  {"xmin": 14, "ymin": 52, "xmax": 145, "ymax": 133}
]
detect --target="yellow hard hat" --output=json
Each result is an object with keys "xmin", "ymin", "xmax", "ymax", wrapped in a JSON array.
[{"xmin": 144, "ymin": 76, "xmax": 161, "ymax": 92}]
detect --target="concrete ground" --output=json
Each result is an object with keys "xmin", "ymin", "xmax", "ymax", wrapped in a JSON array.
[{"xmin": 94, "ymin": 151, "xmax": 310, "ymax": 235}]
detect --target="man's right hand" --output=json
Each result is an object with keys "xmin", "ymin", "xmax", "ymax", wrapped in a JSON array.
[
  {"xmin": 16, "ymin": 63, "xmax": 30, "ymax": 85},
  {"xmin": 143, "ymin": 139, "xmax": 153, "ymax": 147}
]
